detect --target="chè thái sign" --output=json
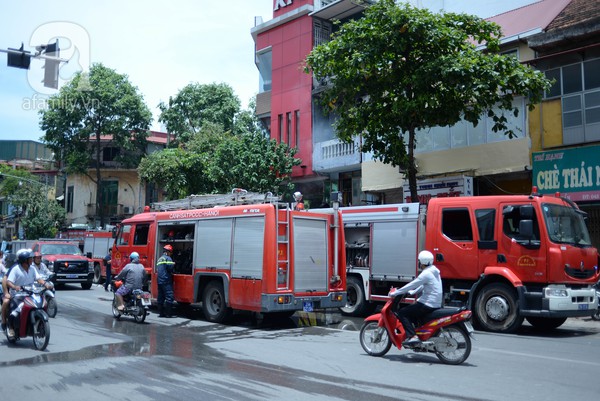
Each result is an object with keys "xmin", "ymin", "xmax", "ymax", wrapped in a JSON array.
[{"xmin": 532, "ymin": 145, "xmax": 600, "ymax": 202}]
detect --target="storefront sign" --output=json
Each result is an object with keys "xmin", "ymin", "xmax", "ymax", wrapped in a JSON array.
[
  {"xmin": 532, "ymin": 145, "xmax": 600, "ymax": 202},
  {"xmin": 274, "ymin": 0, "xmax": 293, "ymax": 11},
  {"xmin": 403, "ymin": 175, "xmax": 473, "ymax": 204}
]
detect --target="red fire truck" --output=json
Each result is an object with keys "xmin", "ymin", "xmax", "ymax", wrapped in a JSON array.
[
  {"xmin": 337, "ymin": 189, "xmax": 599, "ymax": 333},
  {"xmin": 83, "ymin": 231, "xmax": 115, "ymax": 284},
  {"xmin": 111, "ymin": 191, "xmax": 346, "ymax": 322}
]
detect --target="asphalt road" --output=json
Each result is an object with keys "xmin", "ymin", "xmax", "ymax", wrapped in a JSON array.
[{"xmin": 0, "ymin": 285, "xmax": 599, "ymax": 401}]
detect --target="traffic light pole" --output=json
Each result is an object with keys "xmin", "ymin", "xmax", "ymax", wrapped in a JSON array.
[{"xmin": 1, "ymin": 41, "xmax": 68, "ymax": 89}]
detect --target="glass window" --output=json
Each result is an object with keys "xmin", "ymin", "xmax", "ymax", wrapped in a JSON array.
[
  {"xmin": 562, "ymin": 64, "xmax": 582, "ymax": 94},
  {"xmin": 432, "ymin": 126, "xmax": 450, "ymax": 150},
  {"xmin": 502, "ymin": 205, "xmax": 540, "ymax": 241},
  {"xmin": 442, "ymin": 208, "xmax": 473, "ymax": 241},
  {"xmin": 542, "ymin": 203, "xmax": 591, "ymax": 246},
  {"xmin": 450, "ymin": 120, "xmax": 468, "ymax": 148},
  {"xmin": 584, "ymin": 59, "xmax": 600, "ymax": 90},
  {"xmin": 117, "ymin": 225, "xmax": 131, "ymax": 246},
  {"xmin": 295, "ymin": 110, "xmax": 300, "ymax": 149},
  {"xmin": 544, "ymin": 68, "xmax": 561, "ymax": 98},
  {"xmin": 286, "ymin": 112, "xmax": 292, "ymax": 145},
  {"xmin": 133, "ymin": 224, "xmax": 150, "ymax": 245},
  {"xmin": 475, "ymin": 209, "xmax": 496, "ymax": 241},
  {"xmin": 256, "ymin": 49, "xmax": 272, "ymax": 93},
  {"xmin": 468, "ymin": 120, "xmax": 486, "ymax": 146}
]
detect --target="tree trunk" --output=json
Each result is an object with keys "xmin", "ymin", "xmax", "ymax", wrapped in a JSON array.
[{"xmin": 407, "ymin": 127, "xmax": 419, "ymax": 204}]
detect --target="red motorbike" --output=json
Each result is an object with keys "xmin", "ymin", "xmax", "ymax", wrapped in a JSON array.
[
  {"xmin": 6, "ymin": 283, "xmax": 51, "ymax": 351},
  {"xmin": 359, "ymin": 288, "xmax": 474, "ymax": 365}
]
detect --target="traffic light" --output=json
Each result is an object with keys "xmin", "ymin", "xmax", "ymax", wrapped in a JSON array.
[
  {"xmin": 43, "ymin": 40, "xmax": 60, "ymax": 89},
  {"xmin": 7, "ymin": 43, "xmax": 31, "ymax": 69}
]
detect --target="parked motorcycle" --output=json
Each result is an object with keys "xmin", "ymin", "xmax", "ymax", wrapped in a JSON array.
[
  {"xmin": 359, "ymin": 288, "xmax": 474, "ymax": 365},
  {"xmin": 5, "ymin": 283, "xmax": 51, "ymax": 350},
  {"xmin": 40, "ymin": 274, "xmax": 57, "ymax": 318},
  {"xmin": 111, "ymin": 280, "xmax": 151, "ymax": 323}
]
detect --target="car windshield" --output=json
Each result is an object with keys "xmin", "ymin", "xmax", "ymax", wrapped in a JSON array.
[
  {"xmin": 542, "ymin": 203, "xmax": 592, "ymax": 246},
  {"xmin": 40, "ymin": 244, "xmax": 83, "ymax": 255}
]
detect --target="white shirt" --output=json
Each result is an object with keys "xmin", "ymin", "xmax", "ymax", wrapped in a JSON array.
[
  {"xmin": 7, "ymin": 264, "xmax": 41, "ymax": 294},
  {"xmin": 393, "ymin": 265, "xmax": 443, "ymax": 309}
]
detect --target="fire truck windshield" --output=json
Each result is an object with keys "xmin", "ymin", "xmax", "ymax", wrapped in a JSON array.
[{"xmin": 542, "ymin": 203, "xmax": 592, "ymax": 247}]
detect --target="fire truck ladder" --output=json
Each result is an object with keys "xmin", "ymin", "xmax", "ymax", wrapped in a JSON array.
[
  {"xmin": 276, "ymin": 202, "xmax": 291, "ymax": 289},
  {"xmin": 151, "ymin": 188, "xmax": 281, "ymax": 211}
]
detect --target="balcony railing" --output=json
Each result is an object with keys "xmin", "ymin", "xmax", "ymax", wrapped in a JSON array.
[{"xmin": 313, "ymin": 137, "xmax": 362, "ymax": 172}]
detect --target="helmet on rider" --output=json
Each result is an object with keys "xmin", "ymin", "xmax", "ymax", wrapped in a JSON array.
[
  {"xmin": 33, "ymin": 252, "xmax": 42, "ymax": 259},
  {"xmin": 17, "ymin": 249, "xmax": 32, "ymax": 264},
  {"xmin": 163, "ymin": 244, "xmax": 173, "ymax": 253},
  {"xmin": 418, "ymin": 250, "xmax": 434, "ymax": 267},
  {"xmin": 129, "ymin": 252, "xmax": 140, "ymax": 263}
]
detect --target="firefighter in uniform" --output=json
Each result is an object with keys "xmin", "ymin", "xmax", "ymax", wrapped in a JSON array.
[{"xmin": 156, "ymin": 244, "xmax": 176, "ymax": 318}]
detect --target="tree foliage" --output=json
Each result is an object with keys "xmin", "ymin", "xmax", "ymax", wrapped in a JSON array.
[
  {"xmin": 139, "ymin": 126, "xmax": 300, "ymax": 199},
  {"xmin": 305, "ymin": 0, "xmax": 552, "ymax": 201},
  {"xmin": 0, "ymin": 167, "xmax": 65, "ymax": 239},
  {"xmin": 39, "ymin": 63, "xmax": 152, "ymax": 226},
  {"xmin": 158, "ymin": 82, "xmax": 242, "ymax": 144},
  {"xmin": 142, "ymin": 82, "xmax": 298, "ymax": 199}
]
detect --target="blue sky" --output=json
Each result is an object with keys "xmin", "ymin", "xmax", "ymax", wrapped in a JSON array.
[{"xmin": 0, "ymin": 0, "xmax": 538, "ymax": 143}]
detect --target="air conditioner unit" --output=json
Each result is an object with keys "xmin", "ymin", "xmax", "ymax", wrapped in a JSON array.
[{"xmin": 123, "ymin": 206, "xmax": 133, "ymax": 215}]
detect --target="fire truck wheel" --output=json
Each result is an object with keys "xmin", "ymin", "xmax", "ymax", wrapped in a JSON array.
[
  {"xmin": 340, "ymin": 276, "xmax": 369, "ymax": 316},
  {"xmin": 93, "ymin": 264, "xmax": 102, "ymax": 284},
  {"xmin": 474, "ymin": 283, "xmax": 523, "ymax": 333},
  {"xmin": 525, "ymin": 316, "xmax": 567, "ymax": 330},
  {"xmin": 202, "ymin": 281, "xmax": 232, "ymax": 323},
  {"xmin": 81, "ymin": 282, "xmax": 93, "ymax": 290}
]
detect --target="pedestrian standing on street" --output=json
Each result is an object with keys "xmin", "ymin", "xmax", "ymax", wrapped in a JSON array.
[
  {"xmin": 104, "ymin": 247, "xmax": 112, "ymax": 292},
  {"xmin": 156, "ymin": 244, "xmax": 175, "ymax": 318}
]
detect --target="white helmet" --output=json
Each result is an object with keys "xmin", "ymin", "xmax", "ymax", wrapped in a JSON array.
[
  {"xmin": 293, "ymin": 191, "xmax": 303, "ymax": 201},
  {"xmin": 418, "ymin": 250, "xmax": 434, "ymax": 267}
]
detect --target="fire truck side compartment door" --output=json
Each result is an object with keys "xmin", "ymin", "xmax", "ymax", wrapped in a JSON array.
[
  {"xmin": 371, "ymin": 221, "xmax": 418, "ymax": 279},
  {"xmin": 232, "ymin": 216, "xmax": 265, "ymax": 279},
  {"xmin": 293, "ymin": 217, "xmax": 328, "ymax": 292},
  {"xmin": 195, "ymin": 218, "xmax": 233, "ymax": 270}
]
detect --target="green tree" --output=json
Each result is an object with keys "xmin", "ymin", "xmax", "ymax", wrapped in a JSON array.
[
  {"xmin": 0, "ymin": 167, "xmax": 65, "ymax": 239},
  {"xmin": 40, "ymin": 63, "xmax": 152, "ymax": 227},
  {"xmin": 158, "ymin": 82, "xmax": 242, "ymax": 144},
  {"xmin": 139, "ymin": 115, "xmax": 299, "ymax": 199},
  {"xmin": 305, "ymin": 0, "xmax": 552, "ymax": 202}
]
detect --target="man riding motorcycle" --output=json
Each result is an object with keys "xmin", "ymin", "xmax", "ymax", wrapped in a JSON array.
[
  {"xmin": 389, "ymin": 250, "xmax": 443, "ymax": 346},
  {"xmin": 4, "ymin": 250, "xmax": 52, "ymax": 338},
  {"xmin": 114, "ymin": 252, "xmax": 147, "ymax": 311}
]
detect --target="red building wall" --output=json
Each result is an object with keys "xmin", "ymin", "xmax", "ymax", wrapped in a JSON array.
[{"xmin": 257, "ymin": 1, "xmax": 315, "ymax": 178}]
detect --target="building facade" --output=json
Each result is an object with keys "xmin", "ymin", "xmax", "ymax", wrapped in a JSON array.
[
  {"xmin": 64, "ymin": 131, "xmax": 168, "ymax": 229},
  {"xmin": 252, "ymin": 1, "xmax": 599, "ymax": 250}
]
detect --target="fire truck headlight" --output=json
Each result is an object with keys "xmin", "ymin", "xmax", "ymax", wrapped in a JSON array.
[
  {"xmin": 331, "ymin": 293, "xmax": 343, "ymax": 302},
  {"xmin": 87, "ymin": 261, "xmax": 93, "ymax": 273},
  {"xmin": 545, "ymin": 287, "xmax": 569, "ymax": 297}
]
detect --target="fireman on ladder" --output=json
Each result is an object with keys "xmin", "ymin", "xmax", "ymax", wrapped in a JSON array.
[
  {"xmin": 156, "ymin": 244, "xmax": 176, "ymax": 318},
  {"xmin": 293, "ymin": 191, "xmax": 305, "ymax": 211}
]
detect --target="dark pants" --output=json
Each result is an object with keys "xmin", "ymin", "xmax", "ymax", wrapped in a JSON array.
[
  {"xmin": 157, "ymin": 282, "xmax": 174, "ymax": 307},
  {"xmin": 104, "ymin": 263, "xmax": 111, "ymax": 290},
  {"xmin": 395, "ymin": 301, "xmax": 437, "ymax": 338}
]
